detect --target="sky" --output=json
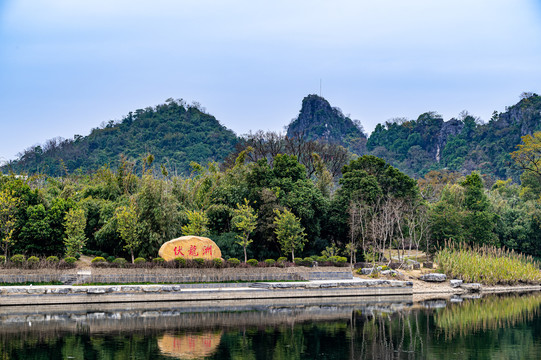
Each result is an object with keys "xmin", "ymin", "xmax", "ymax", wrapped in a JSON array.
[{"xmin": 1, "ymin": 0, "xmax": 541, "ymax": 162}]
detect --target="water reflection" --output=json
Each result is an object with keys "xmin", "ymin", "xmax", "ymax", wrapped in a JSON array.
[
  {"xmin": 1, "ymin": 293, "xmax": 541, "ymax": 359},
  {"xmin": 158, "ymin": 332, "xmax": 222, "ymax": 359}
]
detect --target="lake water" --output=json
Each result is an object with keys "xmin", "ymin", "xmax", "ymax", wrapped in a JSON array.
[{"xmin": 1, "ymin": 293, "xmax": 541, "ymax": 359}]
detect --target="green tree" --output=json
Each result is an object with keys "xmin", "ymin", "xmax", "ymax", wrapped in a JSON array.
[
  {"xmin": 63, "ymin": 207, "xmax": 87, "ymax": 257},
  {"xmin": 115, "ymin": 201, "xmax": 140, "ymax": 263},
  {"xmin": 231, "ymin": 199, "xmax": 257, "ymax": 263},
  {"xmin": 273, "ymin": 209, "xmax": 306, "ymax": 261},
  {"xmin": 0, "ymin": 189, "xmax": 20, "ymax": 260},
  {"xmin": 511, "ymin": 131, "xmax": 541, "ymax": 177},
  {"xmin": 181, "ymin": 210, "xmax": 209, "ymax": 236}
]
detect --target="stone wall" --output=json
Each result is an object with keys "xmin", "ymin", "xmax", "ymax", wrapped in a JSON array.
[{"xmin": 0, "ymin": 267, "xmax": 353, "ymax": 284}]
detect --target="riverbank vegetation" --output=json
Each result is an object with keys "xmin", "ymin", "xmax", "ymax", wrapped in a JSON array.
[
  {"xmin": 1, "ymin": 130, "xmax": 541, "ymax": 267},
  {"xmin": 436, "ymin": 242, "xmax": 541, "ymax": 285}
]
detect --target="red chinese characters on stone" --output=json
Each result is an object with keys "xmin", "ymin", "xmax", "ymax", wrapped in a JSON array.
[
  {"xmin": 174, "ymin": 246, "xmax": 184, "ymax": 256},
  {"xmin": 188, "ymin": 245, "xmax": 199, "ymax": 256},
  {"xmin": 202, "ymin": 246, "xmax": 212, "ymax": 257}
]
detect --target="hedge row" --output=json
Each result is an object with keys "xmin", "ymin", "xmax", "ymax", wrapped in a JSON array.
[
  {"xmin": 0, "ymin": 255, "xmax": 77, "ymax": 269},
  {"xmin": 90, "ymin": 255, "xmax": 349, "ymax": 269}
]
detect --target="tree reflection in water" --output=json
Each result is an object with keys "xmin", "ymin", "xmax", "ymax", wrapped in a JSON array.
[{"xmin": 1, "ymin": 293, "xmax": 541, "ymax": 359}]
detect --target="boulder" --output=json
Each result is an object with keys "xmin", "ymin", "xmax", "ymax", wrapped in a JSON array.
[
  {"xmin": 360, "ymin": 268, "xmax": 376, "ymax": 275},
  {"xmin": 461, "ymin": 283, "xmax": 482, "ymax": 292},
  {"xmin": 450, "ymin": 279, "xmax": 463, "ymax": 288},
  {"xmin": 158, "ymin": 236, "xmax": 222, "ymax": 261},
  {"xmin": 419, "ymin": 273, "xmax": 447, "ymax": 282}
]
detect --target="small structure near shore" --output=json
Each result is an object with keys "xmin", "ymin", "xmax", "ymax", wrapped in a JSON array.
[{"xmin": 158, "ymin": 236, "xmax": 222, "ymax": 261}]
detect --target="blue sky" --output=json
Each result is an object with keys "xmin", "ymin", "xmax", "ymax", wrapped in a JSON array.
[{"xmin": 1, "ymin": 0, "xmax": 541, "ymax": 162}]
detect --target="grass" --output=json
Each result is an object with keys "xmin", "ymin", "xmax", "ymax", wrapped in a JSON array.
[
  {"xmin": 75, "ymin": 280, "xmax": 304, "ymax": 286},
  {"xmin": 436, "ymin": 241, "xmax": 541, "ymax": 285},
  {"xmin": 0, "ymin": 281, "xmax": 63, "ymax": 286}
]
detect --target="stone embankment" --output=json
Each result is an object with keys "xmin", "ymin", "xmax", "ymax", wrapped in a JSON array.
[{"xmin": 0, "ymin": 278, "xmax": 413, "ymax": 306}]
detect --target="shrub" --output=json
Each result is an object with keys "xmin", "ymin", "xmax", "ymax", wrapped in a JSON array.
[
  {"xmin": 64, "ymin": 257, "xmax": 77, "ymax": 264},
  {"xmin": 46, "ymin": 256, "xmax": 59, "ymax": 263},
  {"xmin": 106, "ymin": 256, "xmax": 116, "ymax": 263},
  {"xmin": 113, "ymin": 258, "xmax": 127, "ymax": 266},
  {"xmin": 213, "ymin": 258, "xmax": 224, "ymax": 268},
  {"xmin": 303, "ymin": 257, "xmax": 314, "ymax": 266},
  {"xmin": 277, "ymin": 257, "xmax": 287, "ymax": 263},
  {"xmin": 10, "ymin": 254, "xmax": 25, "ymax": 265},
  {"xmin": 0, "ymin": 255, "xmax": 6, "ymax": 264},
  {"xmin": 293, "ymin": 258, "xmax": 303, "ymax": 266},
  {"xmin": 99, "ymin": 252, "xmax": 108, "ymax": 258},
  {"xmin": 152, "ymin": 257, "xmax": 165, "ymax": 263},
  {"xmin": 91, "ymin": 256, "xmax": 106, "ymax": 264},
  {"xmin": 316, "ymin": 256, "xmax": 327, "ymax": 263},
  {"xmin": 227, "ymin": 258, "xmax": 241, "ymax": 267},
  {"xmin": 247, "ymin": 259, "xmax": 259, "ymax": 267},
  {"xmin": 264, "ymin": 259, "xmax": 276, "ymax": 266},
  {"xmin": 193, "ymin": 258, "xmax": 206, "ymax": 267},
  {"xmin": 174, "ymin": 257, "xmax": 187, "ymax": 267},
  {"xmin": 134, "ymin": 257, "xmax": 146, "ymax": 264},
  {"xmin": 27, "ymin": 256, "xmax": 40, "ymax": 266}
]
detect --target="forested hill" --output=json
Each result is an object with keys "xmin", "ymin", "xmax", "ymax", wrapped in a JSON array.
[
  {"xmin": 4, "ymin": 93, "xmax": 541, "ymax": 180},
  {"xmin": 3, "ymin": 99, "xmax": 239, "ymax": 176},
  {"xmin": 365, "ymin": 93, "xmax": 541, "ymax": 180},
  {"xmin": 286, "ymin": 94, "xmax": 367, "ymax": 153}
]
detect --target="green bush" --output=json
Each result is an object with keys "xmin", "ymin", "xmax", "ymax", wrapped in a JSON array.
[
  {"xmin": 247, "ymin": 259, "xmax": 259, "ymax": 267},
  {"xmin": 27, "ymin": 256, "xmax": 40, "ymax": 266},
  {"xmin": 277, "ymin": 257, "xmax": 287, "ymax": 263},
  {"xmin": 293, "ymin": 258, "xmax": 303, "ymax": 266},
  {"xmin": 64, "ymin": 257, "xmax": 77, "ymax": 264},
  {"xmin": 303, "ymin": 257, "xmax": 314, "ymax": 266},
  {"xmin": 193, "ymin": 258, "xmax": 206, "ymax": 267},
  {"xmin": 174, "ymin": 257, "xmax": 187, "ymax": 267},
  {"xmin": 106, "ymin": 256, "xmax": 116, "ymax": 263},
  {"xmin": 46, "ymin": 256, "xmax": 59, "ymax": 263},
  {"xmin": 213, "ymin": 258, "xmax": 223, "ymax": 268},
  {"xmin": 152, "ymin": 257, "xmax": 165, "ymax": 263},
  {"xmin": 264, "ymin": 259, "xmax": 276, "ymax": 266},
  {"xmin": 0, "ymin": 255, "xmax": 6, "ymax": 263},
  {"xmin": 91, "ymin": 256, "xmax": 106, "ymax": 263},
  {"xmin": 134, "ymin": 257, "xmax": 146, "ymax": 264},
  {"xmin": 316, "ymin": 256, "xmax": 327, "ymax": 263},
  {"xmin": 10, "ymin": 254, "xmax": 25, "ymax": 265},
  {"xmin": 227, "ymin": 258, "xmax": 241, "ymax": 267},
  {"xmin": 113, "ymin": 258, "xmax": 127, "ymax": 265}
]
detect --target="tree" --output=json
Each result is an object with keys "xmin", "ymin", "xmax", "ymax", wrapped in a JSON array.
[
  {"xmin": 273, "ymin": 209, "xmax": 306, "ymax": 261},
  {"xmin": 115, "ymin": 201, "xmax": 140, "ymax": 263},
  {"xmin": 231, "ymin": 199, "xmax": 257, "ymax": 262},
  {"xmin": 0, "ymin": 189, "xmax": 20, "ymax": 260},
  {"xmin": 64, "ymin": 207, "xmax": 87, "ymax": 257},
  {"xmin": 181, "ymin": 210, "xmax": 209, "ymax": 236},
  {"xmin": 511, "ymin": 132, "xmax": 541, "ymax": 177}
]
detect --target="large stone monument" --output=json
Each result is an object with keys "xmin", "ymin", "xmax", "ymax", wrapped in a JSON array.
[{"xmin": 158, "ymin": 236, "xmax": 222, "ymax": 261}]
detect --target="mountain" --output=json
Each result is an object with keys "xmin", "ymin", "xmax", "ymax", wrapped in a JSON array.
[
  {"xmin": 3, "ymin": 99, "xmax": 239, "ymax": 176},
  {"xmin": 286, "ymin": 95, "xmax": 367, "ymax": 153},
  {"xmin": 4, "ymin": 93, "xmax": 541, "ymax": 181},
  {"xmin": 365, "ymin": 93, "xmax": 541, "ymax": 179}
]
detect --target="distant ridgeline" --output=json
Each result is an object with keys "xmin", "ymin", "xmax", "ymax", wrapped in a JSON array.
[
  {"xmin": 364, "ymin": 93, "xmax": 541, "ymax": 180},
  {"xmin": 3, "ymin": 93, "xmax": 541, "ymax": 180},
  {"xmin": 3, "ymin": 99, "xmax": 239, "ymax": 176}
]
